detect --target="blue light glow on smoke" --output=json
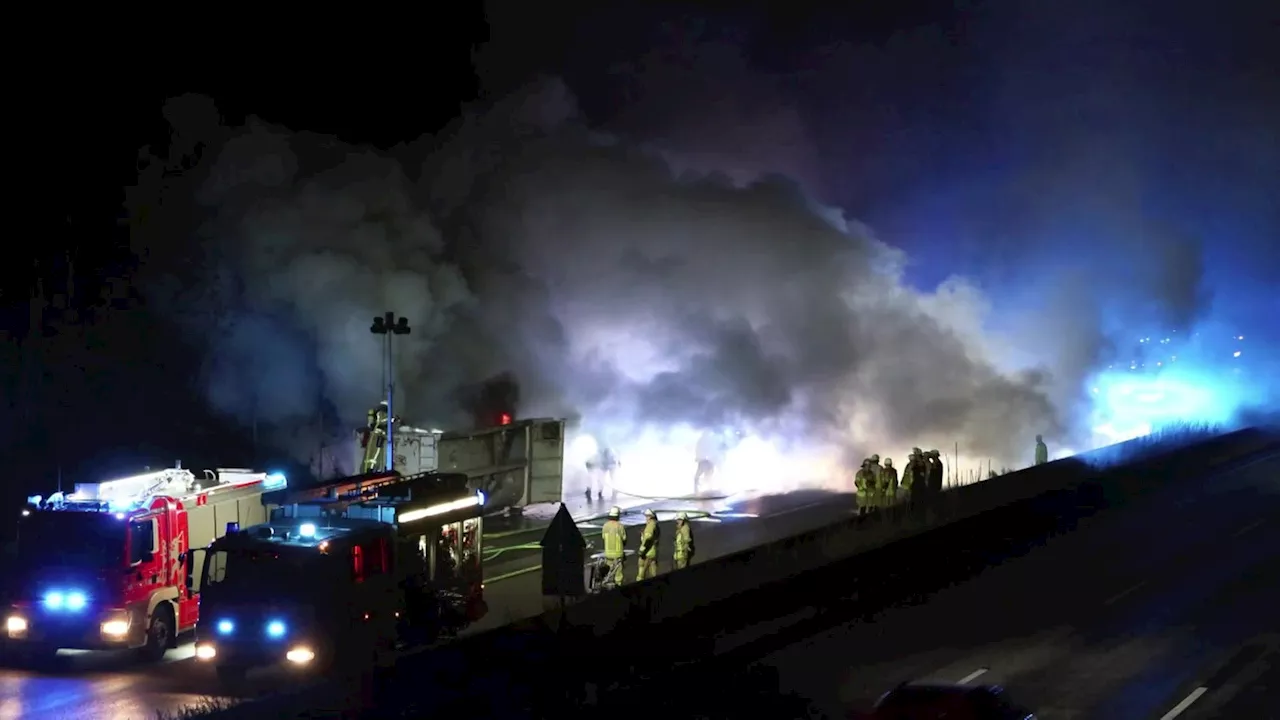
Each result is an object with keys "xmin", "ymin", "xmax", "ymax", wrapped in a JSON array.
[{"xmin": 1087, "ymin": 330, "xmax": 1254, "ymax": 443}]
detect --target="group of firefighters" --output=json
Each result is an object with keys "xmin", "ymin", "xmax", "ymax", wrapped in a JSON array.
[
  {"xmin": 595, "ymin": 505, "xmax": 696, "ymax": 588},
  {"xmin": 857, "ymin": 436, "xmax": 1051, "ymax": 513},
  {"xmin": 854, "ymin": 447, "xmax": 945, "ymax": 514}
]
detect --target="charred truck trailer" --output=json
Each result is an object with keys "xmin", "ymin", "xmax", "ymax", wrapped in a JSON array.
[
  {"xmin": 4, "ymin": 466, "xmax": 285, "ymax": 662},
  {"xmin": 190, "ymin": 470, "xmax": 486, "ymax": 681},
  {"xmin": 346, "ymin": 417, "xmax": 567, "ymax": 513}
]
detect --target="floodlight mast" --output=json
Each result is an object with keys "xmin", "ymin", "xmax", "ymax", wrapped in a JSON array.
[{"xmin": 370, "ymin": 311, "xmax": 411, "ymax": 472}]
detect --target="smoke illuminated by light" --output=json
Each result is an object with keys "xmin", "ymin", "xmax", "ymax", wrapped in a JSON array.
[{"xmin": 564, "ymin": 425, "xmax": 844, "ymax": 499}]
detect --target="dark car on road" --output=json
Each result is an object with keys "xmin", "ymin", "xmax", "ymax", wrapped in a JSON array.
[{"xmin": 858, "ymin": 683, "xmax": 1037, "ymax": 719}]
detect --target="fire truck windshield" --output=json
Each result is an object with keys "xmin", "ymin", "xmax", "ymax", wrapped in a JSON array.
[
  {"xmin": 16, "ymin": 512, "xmax": 124, "ymax": 567},
  {"xmin": 203, "ymin": 548, "xmax": 320, "ymax": 597}
]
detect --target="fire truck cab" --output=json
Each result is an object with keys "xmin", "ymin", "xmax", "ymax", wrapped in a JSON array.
[
  {"xmin": 4, "ymin": 464, "xmax": 282, "ymax": 663},
  {"xmin": 191, "ymin": 470, "xmax": 485, "ymax": 682}
]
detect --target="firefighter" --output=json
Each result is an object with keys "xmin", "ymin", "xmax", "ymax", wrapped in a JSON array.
[
  {"xmin": 854, "ymin": 459, "xmax": 875, "ymax": 516},
  {"xmin": 880, "ymin": 457, "xmax": 899, "ymax": 507},
  {"xmin": 902, "ymin": 448, "xmax": 928, "ymax": 515},
  {"xmin": 868, "ymin": 454, "xmax": 885, "ymax": 509},
  {"xmin": 362, "ymin": 400, "xmax": 390, "ymax": 472},
  {"xmin": 585, "ymin": 446, "xmax": 620, "ymax": 503},
  {"xmin": 601, "ymin": 505, "xmax": 627, "ymax": 587},
  {"xmin": 637, "ymin": 508, "xmax": 660, "ymax": 581},
  {"xmin": 673, "ymin": 512, "xmax": 695, "ymax": 569},
  {"xmin": 926, "ymin": 449, "xmax": 944, "ymax": 494},
  {"xmin": 1035, "ymin": 434, "xmax": 1049, "ymax": 465},
  {"xmin": 693, "ymin": 430, "xmax": 721, "ymax": 495}
]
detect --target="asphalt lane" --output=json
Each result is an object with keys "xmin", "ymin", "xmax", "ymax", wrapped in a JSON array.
[
  {"xmin": 0, "ymin": 487, "xmax": 855, "ymax": 719},
  {"xmin": 759, "ymin": 451, "xmax": 1280, "ymax": 719},
  {"xmin": 471, "ymin": 488, "xmax": 856, "ymax": 632}
]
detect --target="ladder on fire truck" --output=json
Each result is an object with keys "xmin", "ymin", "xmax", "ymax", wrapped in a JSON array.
[{"xmin": 273, "ymin": 470, "xmax": 478, "ymax": 520}]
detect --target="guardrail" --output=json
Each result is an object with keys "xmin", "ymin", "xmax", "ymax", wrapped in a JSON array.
[{"xmin": 187, "ymin": 427, "xmax": 1273, "ymax": 718}]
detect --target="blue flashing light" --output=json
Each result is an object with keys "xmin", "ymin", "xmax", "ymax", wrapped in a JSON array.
[
  {"xmin": 477, "ymin": 490, "xmax": 486, "ymax": 506},
  {"xmin": 216, "ymin": 619, "xmax": 235, "ymax": 635},
  {"xmin": 226, "ymin": 522, "xmax": 240, "ymax": 534},
  {"xmin": 298, "ymin": 523, "xmax": 316, "ymax": 538},
  {"xmin": 266, "ymin": 620, "xmax": 286, "ymax": 639},
  {"xmin": 44, "ymin": 590, "xmax": 88, "ymax": 612},
  {"xmin": 264, "ymin": 472, "xmax": 288, "ymax": 490}
]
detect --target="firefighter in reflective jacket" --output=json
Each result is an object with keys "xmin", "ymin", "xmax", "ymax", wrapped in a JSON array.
[
  {"xmin": 673, "ymin": 512, "xmax": 695, "ymax": 569},
  {"xmin": 361, "ymin": 400, "xmax": 390, "ymax": 472},
  {"xmin": 868, "ymin": 454, "xmax": 885, "ymax": 508},
  {"xmin": 854, "ymin": 459, "xmax": 875, "ymax": 515},
  {"xmin": 637, "ymin": 508, "xmax": 660, "ymax": 581},
  {"xmin": 601, "ymin": 505, "xmax": 627, "ymax": 587},
  {"xmin": 880, "ymin": 457, "xmax": 899, "ymax": 507}
]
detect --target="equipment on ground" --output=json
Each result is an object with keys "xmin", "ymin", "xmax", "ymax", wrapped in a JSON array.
[{"xmin": 586, "ymin": 549, "xmax": 635, "ymax": 594}]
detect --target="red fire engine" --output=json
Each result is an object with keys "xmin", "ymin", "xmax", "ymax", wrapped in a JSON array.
[{"xmin": 4, "ymin": 464, "xmax": 283, "ymax": 662}]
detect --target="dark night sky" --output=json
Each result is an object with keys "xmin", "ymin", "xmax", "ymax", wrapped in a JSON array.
[{"xmin": 4, "ymin": 1, "xmax": 1277, "ymax": 509}]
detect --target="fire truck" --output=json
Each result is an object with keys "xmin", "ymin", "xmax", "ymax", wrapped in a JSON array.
[
  {"xmin": 3, "ymin": 464, "xmax": 283, "ymax": 662},
  {"xmin": 190, "ymin": 469, "xmax": 485, "ymax": 682}
]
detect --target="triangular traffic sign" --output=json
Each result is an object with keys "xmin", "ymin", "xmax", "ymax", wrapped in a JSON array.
[{"xmin": 541, "ymin": 503, "xmax": 586, "ymax": 550}]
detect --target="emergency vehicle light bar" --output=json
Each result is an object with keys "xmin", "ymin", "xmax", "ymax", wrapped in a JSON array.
[{"xmin": 397, "ymin": 491, "xmax": 483, "ymax": 524}]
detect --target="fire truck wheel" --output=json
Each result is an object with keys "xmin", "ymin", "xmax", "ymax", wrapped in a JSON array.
[{"xmin": 139, "ymin": 606, "xmax": 174, "ymax": 662}]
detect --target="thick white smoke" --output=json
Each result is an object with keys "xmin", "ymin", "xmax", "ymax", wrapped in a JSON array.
[{"xmin": 128, "ymin": 80, "xmax": 1066, "ymax": 490}]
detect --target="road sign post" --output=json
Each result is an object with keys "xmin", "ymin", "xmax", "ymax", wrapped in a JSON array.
[{"xmin": 540, "ymin": 503, "xmax": 587, "ymax": 606}]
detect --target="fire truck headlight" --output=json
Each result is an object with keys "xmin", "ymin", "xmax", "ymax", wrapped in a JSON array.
[
  {"xmin": 195, "ymin": 643, "xmax": 216, "ymax": 660},
  {"xmin": 5, "ymin": 615, "xmax": 28, "ymax": 636},
  {"xmin": 101, "ymin": 619, "xmax": 129, "ymax": 638},
  {"xmin": 266, "ymin": 620, "xmax": 286, "ymax": 638},
  {"xmin": 216, "ymin": 619, "xmax": 235, "ymax": 635},
  {"xmin": 285, "ymin": 646, "xmax": 315, "ymax": 664}
]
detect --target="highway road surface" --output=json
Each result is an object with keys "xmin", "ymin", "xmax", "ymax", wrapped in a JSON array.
[
  {"xmin": 757, "ymin": 450, "xmax": 1280, "ymax": 719},
  {"xmin": 0, "ymin": 487, "xmax": 854, "ymax": 719}
]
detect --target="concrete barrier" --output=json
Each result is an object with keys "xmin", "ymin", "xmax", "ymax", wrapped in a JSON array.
[
  {"xmin": 540, "ymin": 427, "xmax": 1271, "ymax": 635},
  {"xmin": 186, "ymin": 427, "xmax": 1276, "ymax": 718},
  {"xmin": 587, "ymin": 428, "xmax": 1280, "ymax": 715}
]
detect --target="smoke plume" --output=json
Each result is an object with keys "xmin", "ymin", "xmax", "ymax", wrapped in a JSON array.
[{"xmin": 129, "ymin": 80, "xmax": 1065, "ymax": 479}]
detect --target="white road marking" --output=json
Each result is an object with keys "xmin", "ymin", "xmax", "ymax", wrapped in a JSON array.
[
  {"xmin": 958, "ymin": 667, "xmax": 989, "ymax": 684},
  {"xmin": 1158, "ymin": 687, "xmax": 1208, "ymax": 719},
  {"xmin": 1232, "ymin": 520, "xmax": 1263, "ymax": 538},
  {"xmin": 1104, "ymin": 580, "xmax": 1148, "ymax": 605}
]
